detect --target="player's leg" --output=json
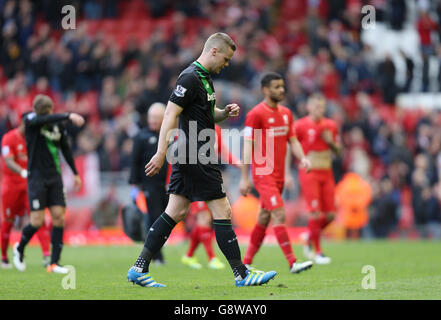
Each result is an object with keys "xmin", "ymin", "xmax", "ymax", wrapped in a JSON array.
[
  {"xmin": 314, "ymin": 175, "xmax": 336, "ymax": 264},
  {"xmin": 13, "ymin": 209, "xmax": 45, "ymax": 271},
  {"xmin": 1, "ymin": 187, "xmax": 20, "ymax": 268},
  {"xmin": 243, "ymin": 208, "xmax": 270, "ymax": 266},
  {"xmin": 182, "ymin": 203, "xmax": 203, "ymax": 269},
  {"xmin": 35, "ymin": 212, "xmax": 51, "ymax": 267},
  {"xmin": 303, "ymin": 172, "xmax": 324, "ymax": 258},
  {"xmin": 197, "ymin": 209, "xmax": 224, "ymax": 269},
  {"xmin": 144, "ymin": 188, "xmax": 168, "ymax": 264},
  {"xmin": 271, "ymin": 204, "xmax": 313, "ymax": 273},
  {"xmin": 128, "ymin": 194, "xmax": 190, "ymax": 287},
  {"xmin": 24, "ymin": 191, "xmax": 50, "ymax": 266},
  {"xmin": 47, "ymin": 205, "xmax": 68, "ymax": 273},
  {"xmin": 1, "ymin": 217, "xmax": 14, "ymax": 268},
  {"xmin": 14, "ymin": 178, "xmax": 48, "ymax": 271},
  {"xmin": 206, "ymin": 197, "xmax": 277, "ymax": 286}
]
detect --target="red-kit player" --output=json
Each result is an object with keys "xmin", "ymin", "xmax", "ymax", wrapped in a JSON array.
[
  {"xmin": 239, "ymin": 72, "xmax": 313, "ymax": 274},
  {"xmin": 1, "ymin": 113, "xmax": 51, "ymax": 269},
  {"xmin": 294, "ymin": 93, "xmax": 341, "ymax": 264},
  {"xmin": 181, "ymin": 124, "xmax": 239, "ymax": 270}
]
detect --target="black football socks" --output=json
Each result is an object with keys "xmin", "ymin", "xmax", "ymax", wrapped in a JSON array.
[
  {"xmin": 17, "ymin": 224, "xmax": 39, "ymax": 255},
  {"xmin": 133, "ymin": 212, "xmax": 176, "ymax": 273},
  {"xmin": 213, "ymin": 219, "xmax": 248, "ymax": 280},
  {"xmin": 50, "ymin": 226, "xmax": 64, "ymax": 265}
]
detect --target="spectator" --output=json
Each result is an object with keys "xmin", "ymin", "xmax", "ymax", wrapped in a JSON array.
[
  {"xmin": 377, "ymin": 54, "xmax": 397, "ymax": 104},
  {"xmin": 369, "ymin": 178, "xmax": 399, "ymax": 238},
  {"xmin": 417, "ymin": 10, "xmax": 439, "ymax": 56}
]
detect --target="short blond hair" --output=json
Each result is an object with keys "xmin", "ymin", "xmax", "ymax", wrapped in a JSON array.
[
  {"xmin": 32, "ymin": 94, "xmax": 53, "ymax": 115},
  {"xmin": 203, "ymin": 32, "xmax": 236, "ymax": 53}
]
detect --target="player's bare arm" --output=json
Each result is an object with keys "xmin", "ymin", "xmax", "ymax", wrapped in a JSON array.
[
  {"xmin": 321, "ymin": 129, "xmax": 341, "ymax": 155},
  {"xmin": 284, "ymin": 143, "xmax": 294, "ymax": 190},
  {"xmin": 239, "ymin": 138, "xmax": 253, "ymax": 196},
  {"xmin": 289, "ymin": 136, "xmax": 311, "ymax": 172},
  {"xmin": 145, "ymin": 101, "xmax": 183, "ymax": 177},
  {"xmin": 3, "ymin": 156, "xmax": 27, "ymax": 178},
  {"xmin": 213, "ymin": 104, "xmax": 240, "ymax": 123}
]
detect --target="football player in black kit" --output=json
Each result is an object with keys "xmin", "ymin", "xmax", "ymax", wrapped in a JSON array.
[
  {"xmin": 13, "ymin": 94, "xmax": 84, "ymax": 274},
  {"xmin": 127, "ymin": 32, "xmax": 277, "ymax": 287}
]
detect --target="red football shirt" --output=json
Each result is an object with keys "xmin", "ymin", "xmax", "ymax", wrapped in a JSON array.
[
  {"xmin": 244, "ymin": 101, "xmax": 296, "ymax": 181},
  {"xmin": 294, "ymin": 116, "xmax": 338, "ymax": 169},
  {"xmin": 1, "ymin": 128, "xmax": 28, "ymax": 187}
]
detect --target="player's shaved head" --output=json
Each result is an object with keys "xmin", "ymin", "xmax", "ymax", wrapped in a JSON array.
[
  {"xmin": 33, "ymin": 94, "xmax": 53, "ymax": 115},
  {"xmin": 203, "ymin": 32, "xmax": 236, "ymax": 53},
  {"xmin": 307, "ymin": 92, "xmax": 326, "ymax": 119}
]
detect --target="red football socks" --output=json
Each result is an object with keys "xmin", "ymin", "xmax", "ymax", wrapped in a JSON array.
[
  {"xmin": 186, "ymin": 225, "xmax": 200, "ymax": 257},
  {"xmin": 1, "ymin": 221, "xmax": 13, "ymax": 260},
  {"xmin": 273, "ymin": 225, "xmax": 296, "ymax": 266},
  {"xmin": 243, "ymin": 223, "xmax": 267, "ymax": 265},
  {"xmin": 198, "ymin": 226, "xmax": 215, "ymax": 260},
  {"xmin": 36, "ymin": 223, "xmax": 51, "ymax": 258},
  {"xmin": 308, "ymin": 218, "xmax": 322, "ymax": 254}
]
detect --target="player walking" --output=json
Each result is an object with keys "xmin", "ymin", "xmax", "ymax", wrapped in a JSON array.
[
  {"xmin": 127, "ymin": 32, "xmax": 277, "ymax": 287},
  {"xmin": 240, "ymin": 72, "xmax": 313, "ymax": 273},
  {"xmin": 12, "ymin": 95, "xmax": 84, "ymax": 273},
  {"xmin": 1, "ymin": 113, "xmax": 51, "ymax": 269},
  {"xmin": 294, "ymin": 93, "xmax": 341, "ymax": 264}
]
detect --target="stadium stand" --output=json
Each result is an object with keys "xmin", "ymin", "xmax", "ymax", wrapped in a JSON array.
[{"xmin": 1, "ymin": 0, "xmax": 441, "ymax": 242}]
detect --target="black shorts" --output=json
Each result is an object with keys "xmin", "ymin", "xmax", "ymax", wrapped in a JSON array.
[
  {"xmin": 28, "ymin": 175, "xmax": 66, "ymax": 211},
  {"xmin": 167, "ymin": 163, "xmax": 226, "ymax": 202}
]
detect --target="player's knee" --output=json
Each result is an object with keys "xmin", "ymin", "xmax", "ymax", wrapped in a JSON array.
[
  {"xmin": 30, "ymin": 217, "xmax": 44, "ymax": 228},
  {"xmin": 52, "ymin": 215, "xmax": 65, "ymax": 227},
  {"xmin": 216, "ymin": 205, "xmax": 232, "ymax": 220},
  {"xmin": 257, "ymin": 210, "xmax": 271, "ymax": 226},
  {"xmin": 173, "ymin": 206, "xmax": 189, "ymax": 222},
  {"xmin": 271, "ymin": 208, "xmax": 285, "ymax": 224}
]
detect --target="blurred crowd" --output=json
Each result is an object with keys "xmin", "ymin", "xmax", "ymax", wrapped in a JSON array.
[{"xmin": 1, "ymin": 0, "xmax": 441, "ymax": 238}]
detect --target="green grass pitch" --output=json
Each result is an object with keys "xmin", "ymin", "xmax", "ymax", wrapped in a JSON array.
[{"xmin": 1, "ymin": 240, "xmax": 440, "ymax": 300}]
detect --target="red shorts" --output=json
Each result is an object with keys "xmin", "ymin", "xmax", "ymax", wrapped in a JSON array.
[
  {"xmin": 298, "ymin": 169, "xmax": 335, "ymax": 213},
  {"xmin": 1, "ymin": 183, "xmax": 29, "ymax": 220},
  {"xmin": 189, "ymin": 201, "xmax": 209, "ymax": 215},
  {"xmin": 253, "ymin": 176, "xmax": 284, "ymax": 211}
]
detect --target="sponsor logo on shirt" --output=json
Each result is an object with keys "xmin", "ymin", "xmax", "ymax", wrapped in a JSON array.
[
  {"xmin": 40, "ymin": 125, "xmax": 61, "ymax": 141},
  {"xmin": 207, "ymin": 92, "xmax": 216, "ymax": 102},
  {"xmin": 268, "ymin": 118, "xmax": 275, "ymax": 123},
  {"xmin": 173, "ymin": 85, "xmax": 187, "ymax": 97}
]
